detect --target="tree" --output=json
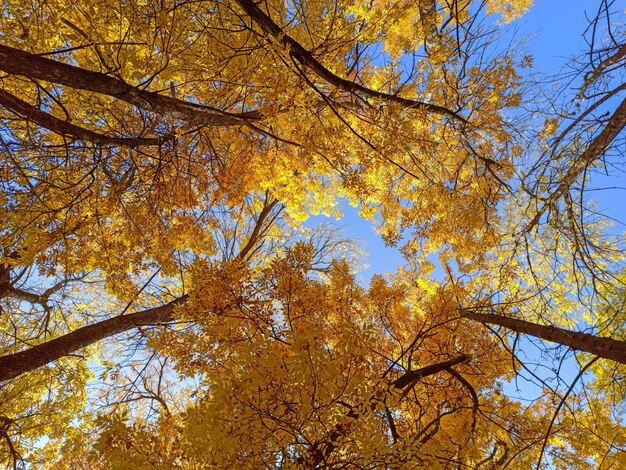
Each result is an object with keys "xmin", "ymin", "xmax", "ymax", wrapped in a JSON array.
[{"xmin": 0, "ymin": 0, "xmax": 625, "ymax": 467}]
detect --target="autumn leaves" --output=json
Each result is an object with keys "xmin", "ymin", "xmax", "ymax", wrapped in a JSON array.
[{"xmin": 0, "ymin": 0, "xmax": 624, "ymax": 467}]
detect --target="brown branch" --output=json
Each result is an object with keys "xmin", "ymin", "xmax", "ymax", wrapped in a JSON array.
[
  {"xmin": 392, "ymin": 355, "xmax": 470, "ymax": 389},
  {"xmin": 237, "ymin": 197, "xmax": 280, "ymax": 260},
  {"xmin": 414, "ymin": 405, "xmax": 444, "ymax": 446},
  {"xmin": 525, "ymin": 95, "xmax": 626, "ymax": 233},
  {"xmin": 581, "ymin": 43, "xmax": 626, "ymax": 96},
  {"xmin": 462, "ymin": 309, "xmax": 626, "ymax": 364},
  {"xmin": 0, "ymin": 264, "xmax": 10, "ymax": 299},
  {"xmin": 446, "ymin": 368, "xmax": 479, "ymax": 434},
  {"xmin": 0, "ymin": 44, "xmax": 262, "ymax": 127},
  {"xmin": 234, "ymin": 0, "xmax": 467, "ymax": 124},
  {"xmin": 384, "ymin": 402, "xmax": 401, "ymax": 443},
  {"xmin": 0, "ymin": 88, "xmax": 167, "ymax": 147},
  {"xmin": 4, "ymin": 286, "xmax": 47, "ymax": 305},
  {"xmin": 0, "ymin": 295, "xmax": 187, "ymax": 382}
]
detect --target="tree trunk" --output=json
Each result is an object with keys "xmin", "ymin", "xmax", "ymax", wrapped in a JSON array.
[
  {"xmin": 462, "ymin": 309, "xmax": 626, "ymax": 364},
  {"xmin": 0, "ymin": 89, "xmax": 166, "ymax": 146},
  {"xmin": 0, "ymin": 296, "xmax": 187, "ymax": 382},
  {"xmin": 525, "ymin": 95, "xmax": 626, "ymax": 232}
]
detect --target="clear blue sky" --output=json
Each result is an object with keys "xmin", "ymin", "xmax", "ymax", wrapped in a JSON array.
[{"xmin": 523, "ymin": 0, "xmax": 591, "ymax": 69}]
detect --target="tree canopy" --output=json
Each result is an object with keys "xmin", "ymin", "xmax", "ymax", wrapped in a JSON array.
[{"xmin": 0, "ymin": 0, "xmax": 625, "ymax": 467}]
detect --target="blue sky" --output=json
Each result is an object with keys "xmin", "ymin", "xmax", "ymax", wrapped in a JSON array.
[{"xmin": 523, "ymin": 0, "xmax": 591, "ymax": 68}]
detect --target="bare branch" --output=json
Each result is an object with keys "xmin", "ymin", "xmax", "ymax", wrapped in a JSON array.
[{"xmin": 536, "ymin": 356, "xmax": 599, "ymax": 470}]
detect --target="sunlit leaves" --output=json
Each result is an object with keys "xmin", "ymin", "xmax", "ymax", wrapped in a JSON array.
[{"xmin": 0, "ymin": 0, "xmax": 624, "ymax": 467}]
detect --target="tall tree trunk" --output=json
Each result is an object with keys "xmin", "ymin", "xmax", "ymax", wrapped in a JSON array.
[
  {"xmin": 0, "ymin": 296, "xmax": 186, "ymax": 382},
  {"xmin": 462, "ymin": 309, "xmax": 626, "ymax": 364},
  {"xmin": 525, "ymin": 95, "xmax": 626, "ymax": 232},
  {"xmin": 0, "ymin": 88, "xmax": 167, "ymax": 146}
]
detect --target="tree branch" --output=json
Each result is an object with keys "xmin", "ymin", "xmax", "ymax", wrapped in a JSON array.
[
  {"xmin": 0, "ymin": 88, "xmax": 168, "ymax": 147},
  {"xmin": 306, "ymin": 355, "xmax": 470, "ymax": 467},
  {"xmin": 581, "ymin": 43, "xmax": 626, "ymax": 96},
  {"xmin": 237, "ymin": 197, "xmax": 280, "ymax": 260},
  {"xmin": 392, "ymin": 355, "xmax": 469, "ymax": 389},
  {"xmin": 525, "ymin": 95, "xmax": 626, "ymax": 233},
  {"xmin": 233, "ymin": 0, "xmax": 468, "ymax": 124},
  {"xmin": 536, "ymin": 356, "xmax": 598, "ymax": 470}
]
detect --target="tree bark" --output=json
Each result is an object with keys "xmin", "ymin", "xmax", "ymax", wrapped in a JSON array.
[
  {"xmin": 0, "ymin": 44, "xmax": 261, "ymax": 127},
  {"xmin": 0, "ymin": 201, "xmax": 277, "ymax": 383},
  {"xmin": 0, "ymin": 295, "xmax": 187, "ymax": 382},
  {"xmin": 462, "ymin": 309, "xmax": 626, "ymax": 364},
  {"xmin": 392, "ymin": 354, "xmax": 469, "ymax": 389}
]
